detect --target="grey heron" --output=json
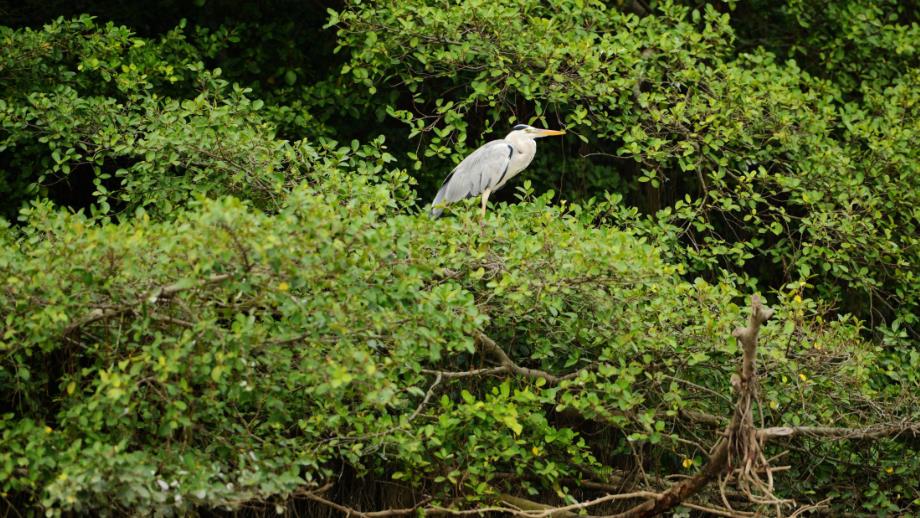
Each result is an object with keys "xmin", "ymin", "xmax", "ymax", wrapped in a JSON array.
[{"xmin": 429, "ymin": 124, "xmax": 565, "ymax": 218}]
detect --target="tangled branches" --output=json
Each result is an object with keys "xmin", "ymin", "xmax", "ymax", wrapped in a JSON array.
[
  {"xmin": 300, "ymin": 295, "xmax": 914, "ymax": 517},
  {"xmin": 723, "ymin": 295, "xmax": 787, "ymax": 512}
]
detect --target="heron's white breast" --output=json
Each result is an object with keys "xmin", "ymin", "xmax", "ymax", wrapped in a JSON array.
[{"xmin": 496, "ymin": 138, "xmax": 537, "ymax": 190}]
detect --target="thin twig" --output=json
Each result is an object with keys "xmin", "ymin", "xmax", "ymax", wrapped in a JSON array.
[
  {"xmin": 683, "ymin": 501, "xmax": 756, "ymax": 517},
  {"xmin": 406, "ymin": 373, "xmax": 442, "ymax": 423},
  {"xmin": 300, "ymin": 485, "xmax": 430, "ymax": 517},
  {"xmin": 501, "ymin": 491, "xmax": 660, "ymax": 518}
]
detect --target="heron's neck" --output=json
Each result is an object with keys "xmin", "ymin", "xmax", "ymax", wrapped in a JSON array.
[{"xmin": 506, "ymin": 132, "xmax": 536, "ymax": 155}]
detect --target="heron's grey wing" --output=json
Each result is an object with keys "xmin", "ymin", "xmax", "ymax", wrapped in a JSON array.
[{"xmin": 430, "ymin": 140, "xmax": 513, "ymax": 216}]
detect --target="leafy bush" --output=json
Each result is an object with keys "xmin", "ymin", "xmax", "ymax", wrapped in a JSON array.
[
  {"xmin": 2, "ymin": 2, "xmax": 919, "ymax": 515},
  {"xmin": 775, "ymin": 0, "xmax": 918, "ymax": 94},
  {"xmin": 331, "ymin": 0, "xmax": 920, "ymax": 339},
  {"xmin": 3, "ymin": 174, "xmax": 918, "ymax": 513}
]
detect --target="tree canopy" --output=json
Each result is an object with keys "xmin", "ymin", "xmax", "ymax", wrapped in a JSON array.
[{"xmin": 1, "ymin": 1, "xmax": 918, "ymax": 515}]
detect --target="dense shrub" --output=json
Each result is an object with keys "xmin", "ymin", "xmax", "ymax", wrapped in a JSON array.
[
  {"xmin": 0, "ymin": 17, "xmax": 305, "ymax": 218},
  {"xmin": 1, "ymin": 1, "xmax": 919, "ymax": 515},
  {"xmin": 3, "ymin": 176, "xmax": 918, "ymax": 513},
  {"xmin": 331, "ymin": 0, "xmax": 920, "ymax": 340}
]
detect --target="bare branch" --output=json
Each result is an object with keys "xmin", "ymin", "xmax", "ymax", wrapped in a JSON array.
[
  {"xmin": 421, "ymin": 332, "xmax": 583, "ymax": 384},
  {"xmin": 605, "ymin": 295, "xmax": 774, "ymax": 518},
  {"xmin": 731, "ymin": 294, "xmax": 774, "ymax": 383},
  {"xmin": 406, "ymin": 373, "xmax": 442, "ymax": 424},
  {"xmin": 421, "ymin": 366, "xmax": 509, "ymax": 379},
  {"xmin": 476, "ymin": 331, "xmax": 582, "ymax": 384},
  {"xmin": 64, "ymin": 307, "xmax": 130, "ymax": 336},
  {"xmin": 681, "ymin": 501, "xmax": 756, "ymax": 517},
  {"xmin": 499, "ymin": 491, "xmax": 659, "ymax": 518},
  {"xmin": 64, "ymin": 273, "xmax": 232, "ymax": 336},
  {"xmin": 759, "ymin": 423, "xmax": 920, "ymax": 441},
  {"xmin": 148, "ymin": 274, "xmax": 233, "ymax": 303},
  {"xmin": 679, "ymin": 409, "xmax": 727, "ymax": 427},
  {"xmin": 299, "ymin": 485, "xmax": 431, "ymax": 517}
]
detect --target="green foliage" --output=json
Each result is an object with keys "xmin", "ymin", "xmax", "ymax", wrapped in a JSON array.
[
  {"xmin": 2, "ymin": 1, "xmax": 919, "ymax": 515},
  {"xmin": 783, "ymin": 0, "xmax": 918, "ymax": 93},
  {"xmin": 0, "ymin": 16, "xmax": 342, "ymax": 218},
  {"xmin": 332, "ymin": 0, "xmax": 920, "ymax": 339},
  {"xmin": 2, "ymin": 182, "xmax": 918, "ymax": 513},
  {"xmin": 331, "ymin": 1, "xmax": 733, "ymax": 176}
]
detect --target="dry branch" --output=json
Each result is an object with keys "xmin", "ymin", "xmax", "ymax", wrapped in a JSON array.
[
  {"xmin": 300, "ymin": 484, "xmax": 430, "ymax": 517},
  {"xmin": 500, "ymin": 491, "xmax": 659, "ymax": 518},
  {"xmin": 475, "ymin": 331, "xmax": 571, "ymax": 384},
  {"xmin": 605, "ymin": 295, "xmax": 775, "ymax": 518},
  {"xmin": 420, "ymin": 366, "xmax": 509, "ymax": 379},
  {"xmin": 681, "ymin": 501, "xmax": 756, "ymax": 517},
  {"xmin": 422, "ymin": 332, "xmax": 583, "ymax": 384},
  {"xmin": 759, "ymin": 423, "xmax": 920, "ymax": 441}
]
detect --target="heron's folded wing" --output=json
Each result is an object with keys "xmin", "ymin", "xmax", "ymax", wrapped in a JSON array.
[{"xmin": 433, "ymin": 140, "xmax": 513, "ymax": 207}]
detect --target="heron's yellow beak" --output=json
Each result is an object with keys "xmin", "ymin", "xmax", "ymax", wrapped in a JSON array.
[{"xmin": 537, "ymin": 129, "xmax": 566, "ymax": 137}]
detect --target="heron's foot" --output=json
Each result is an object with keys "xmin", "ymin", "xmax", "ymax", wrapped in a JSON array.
[{"xmin": 478, "ymin": 215, "xmax": 489, "ymax": 234}]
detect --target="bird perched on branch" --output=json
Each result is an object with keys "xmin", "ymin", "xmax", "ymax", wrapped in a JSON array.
[{"xmin": 429, "ymin": 124, "xmax": 565, "ymax": 218}]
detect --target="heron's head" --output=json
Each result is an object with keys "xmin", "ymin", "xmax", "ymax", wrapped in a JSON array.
[{"xmin": 510, "ymin": 124, "xmax": 566, "ymax": 139}]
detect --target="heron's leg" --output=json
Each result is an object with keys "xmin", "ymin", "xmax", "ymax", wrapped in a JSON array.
[{"xmin": 480, "ymin": 188, "xmax": 492, "ymax": 221}]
